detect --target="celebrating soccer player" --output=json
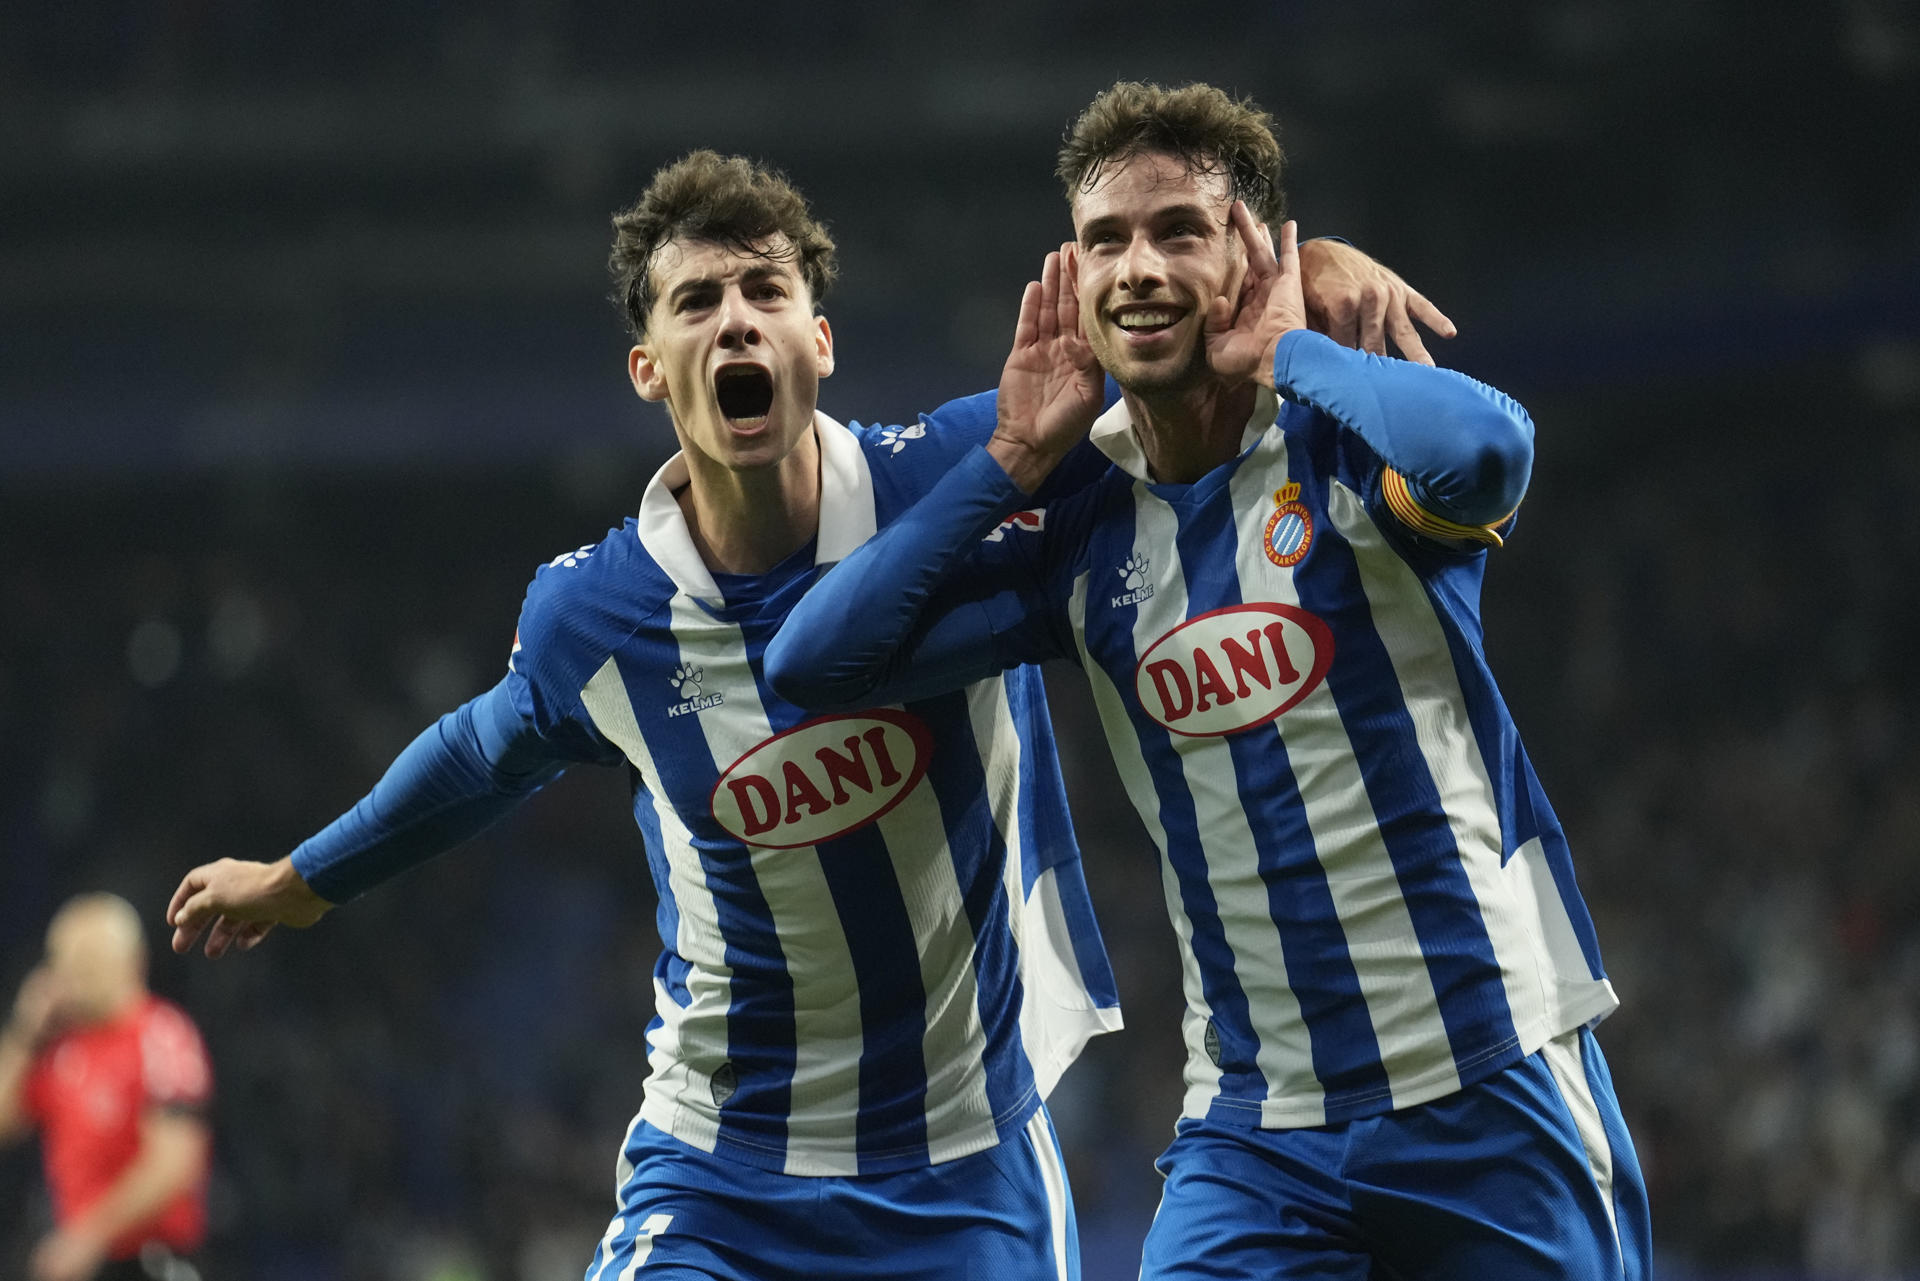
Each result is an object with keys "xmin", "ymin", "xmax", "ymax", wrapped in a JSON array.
[
  {"xmin": 768, "ymin": 82, "xmax": 1651, "ymax": 1280},
  {"xmin": 163, "ymin": 146, "xmax": 1446, "ymax": 1280}
]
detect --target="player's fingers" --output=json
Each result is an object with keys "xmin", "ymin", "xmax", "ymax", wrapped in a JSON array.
[
  {"xmin": 1276, "ymin": 220, "xmax": 1299, "ymax": 281},
  {"xmin": 235, "ymin": 922, "xmax": 276, "ymax": 952},
  {"xmin": 204, "ymin": 916, "xmax": 244, "ymax": 960},
  {"xmin": 1037, "ymin": 251, "xmax": 1061, "ymax": 343},
  {"xmin": 1389, "ymin": 310, "xmax": 1436, "ymax": 366},
  {"xmin": 1358, "ymin": 284, "xmax": 1387, "ymax": 357},
  {"xmin": 166, "ymin": 866, "xmax": 211, "ymax": 927},
  {"xmin": 1229, "ymin": 201, "xmax": 1278, "ymax": 278},
  {"xmin": 1057, "ymin": 242, "xmax": 1081, "ymax": 340},
  {"xmin": 1012, "ymin": 280, "xmax": 1042, "ymax": 352},
  {"xmin": 1408, "ymin": 291, "xmax": 1458, "ymax": 339}
]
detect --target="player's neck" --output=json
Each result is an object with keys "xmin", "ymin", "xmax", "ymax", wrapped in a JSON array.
[
  {"xmin": 1123, "ymin": 377, "xmax": 1259, "ymax": 485},
  {"xmin": 675, "ymin": 430, "xmax": 821, "ymax": 575}
]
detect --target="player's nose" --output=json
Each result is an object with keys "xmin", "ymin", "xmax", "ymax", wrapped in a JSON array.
[
  {"xmin": 1115, "ymin": 233, "xmax": 1166, "ymax": 294},
  {"xmin": 715, "ymin": 288, "xmax": 761, "ymax": 349}
]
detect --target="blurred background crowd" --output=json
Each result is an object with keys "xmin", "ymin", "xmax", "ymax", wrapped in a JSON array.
[{"xmin": 3, "ymin": 1, "xmax": 1917, "ymax": 1277}]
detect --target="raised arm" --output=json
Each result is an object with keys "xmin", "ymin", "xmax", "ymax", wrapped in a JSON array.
[
  {"xmin": 167, "ymin": 679, "xmax": 565, "ymax": 958},
  {"xmin": 769, "ymin": 250, "xmax": 1097, "ymax": 711},
  {"xmin": 1212, "ymin": 209, "xmax": 1533, "ymax": 529}
]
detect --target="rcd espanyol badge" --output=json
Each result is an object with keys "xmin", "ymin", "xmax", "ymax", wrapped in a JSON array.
[{"xmin": 1263, "ymin": 481, "xmax": 1313, "ymax": 568}]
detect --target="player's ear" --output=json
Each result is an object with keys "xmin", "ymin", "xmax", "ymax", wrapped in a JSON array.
[
  {"xmin": 630, "ymin": 345, "xmax": 669, "ymax": 402},
  {"xmin": 814, "ymin": 315, "xmax": 834, "ymax": 380}
]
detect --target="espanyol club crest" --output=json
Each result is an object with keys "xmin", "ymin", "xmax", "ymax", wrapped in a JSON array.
[{"xmin": 1263, "ymin": 481, "xmax": 1314, "ymax": 568}]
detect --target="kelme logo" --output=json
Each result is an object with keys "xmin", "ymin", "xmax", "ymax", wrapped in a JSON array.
[
  {"xmin": 709, "ymin": 710, "xmax": 933, "ymax": 848},
  {"xmin": 1133, "ymin": 603, "xmax": 1334, "ymax": 737}
]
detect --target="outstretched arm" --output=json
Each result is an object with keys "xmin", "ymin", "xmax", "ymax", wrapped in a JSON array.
[
  {"xmin": 1211, "ymin": 209, "xmax": 1533, "ymax": 528},
  {"xmin": 168, "ymin": 679, "xmax": 565, "ymax": 958}
]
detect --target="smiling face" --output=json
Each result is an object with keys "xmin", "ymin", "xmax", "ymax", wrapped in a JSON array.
[
  {"xmin": 629, "ymin": 233, "xmax": 834, "ymax": 474},
  {"xmin": 1071, "ymin": 150, "xmax": 1247, "ymax": 396}
]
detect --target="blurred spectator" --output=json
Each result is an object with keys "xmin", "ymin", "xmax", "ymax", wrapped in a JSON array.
[{"xmin": 0, "ymin": 896, "xmax": 213, "ymax": 1281}]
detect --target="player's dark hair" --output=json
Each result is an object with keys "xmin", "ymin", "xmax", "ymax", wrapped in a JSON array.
[
  {"xmin": 609, "ymin": 150, "xmax": 838, "ymax": 341},
  {"xmin": 1057, "ymin": 81, "xmax": 1286, "ymax": 225}
]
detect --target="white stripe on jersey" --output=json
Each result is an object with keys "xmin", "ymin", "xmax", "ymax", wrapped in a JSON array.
[
  {"xmin": 971, "ymin": 678, "xmax": 1123, "ymax": 1099},
  {"xmin": 1220, "ymin": 452, "xmax": 1458, "ymax": 1116},
  {"xmin": 1069, "ymin": 538, "xmax": 1229, "ymax": 1119},
  {"xmin": 581, "ymin": 656, "xmax": 731, "ymax": 1156},
  {"xmin": 1506, "ymin": 838, "xmax": 1621, "ymax": 1030},
  {"xmin": 664, "ymin": 593, "xmax": 866, "ymax": 1176},
  {"xmin": 1128, "ymin": 470, "xmax": 1329, "ymax": 1124},
  {"xmin": 869, "ymin": 759, "xmax": 998, "ymax": 1164},
  {"xmin": 1329, "ymin": 480, "xmax": 1554, "ymax": 1046}
]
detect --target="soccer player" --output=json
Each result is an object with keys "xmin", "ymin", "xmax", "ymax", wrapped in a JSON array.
[
  {"xmin": 163, "ymin": 151, "xmax": 1445, "ymax": 1280},
  {"xmin": 0, "ymin": 895, "xmax": 213, "ymax": 1281},
  {"xmin": 766, "ymin": 82, "xmax": 1652, "ymax": 1280}
]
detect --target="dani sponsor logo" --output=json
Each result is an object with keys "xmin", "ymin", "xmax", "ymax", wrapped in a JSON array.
[
  {"xmin": 1133, "ymin": 603, "xmax": 1333, "ymax": 737},
  {"xmin": 709, "ymin": 710, "xmax": 933, "ymax": 848}
]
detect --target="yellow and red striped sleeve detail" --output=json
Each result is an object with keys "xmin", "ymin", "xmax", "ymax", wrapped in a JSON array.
[{"xmin": 1381, "ymin": 468, "xmax": 1515, "ymax": 548}]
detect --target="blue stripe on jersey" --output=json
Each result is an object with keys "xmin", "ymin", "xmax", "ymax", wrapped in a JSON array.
[
  {"xmin": 740, "ymin": 622, "xmax": 938, "ymax": 1171},
  {"xmin": 620, "ymin": 648, "xmax": 798, "ymax": 1159},
  {"xmin": 1168, "ymin": 482, "xmax": 1390, "ymax": 1118},
  {"xmin": 630, "ymin": 772, "xmax": 693, "ymax": 1007},
  {"xmin": 814, "ymin": 824, "xmax": 934, "ymax": 1169},
  {"xmin": 1082, "ymin": 511, "xmax": 1269, "ymax": 1107},
  {"xmin": 1416, "ymin": 553, "xmax": 1607, "ymax": 980},
  {"xmin": 912, "ymin": 685, "xmax": 1035, "ymax": 1133},
  {"xmin": 1292, "ymin": 460, "xmax": 1521, "ymax": 1073},
  {"xmin": 1006, "ymin": 668, "xmax": 1121, "ymax": 1011}
]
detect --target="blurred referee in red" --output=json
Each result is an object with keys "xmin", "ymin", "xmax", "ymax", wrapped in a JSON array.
[{"xmin": 0, "ymin": 895, "xmax": 211, "ymax": 1281}]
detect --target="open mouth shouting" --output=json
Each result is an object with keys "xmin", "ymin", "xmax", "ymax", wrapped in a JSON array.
[{"xmin": 715, "ymin": 363, "xmax": 775, "ymax": 427}]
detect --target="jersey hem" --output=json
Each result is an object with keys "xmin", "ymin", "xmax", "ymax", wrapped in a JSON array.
[
  {"xmin": 636, "ymin": 1082, "xmax": 1047, "ymax": 1177},
  {"xmin": 1192, "ymin": 982, "xmax": 1620, "ymax": 1130}
]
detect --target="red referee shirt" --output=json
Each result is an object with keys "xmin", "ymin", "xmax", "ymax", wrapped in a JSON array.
[{"xmin": 23, "ymin": 995, "xmax": 212, "ymax": 1259}]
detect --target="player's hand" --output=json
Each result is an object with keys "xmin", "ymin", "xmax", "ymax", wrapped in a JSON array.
[
  {"xmin": 167, "ymin": 856, "xmax": 332, "ymax": 959},
  {"xmin": 28, "ymin": 1225, "xmax": 106, "ymax": 1281},
  {"xmin": 989, "ymin": 243, "xmax": 1104, "ymax": 493},
  {"xmin": 1205, "ymin": 206, "xmax": 1307, "ymax": 389},
  {"xmin": 4, "ymin": 966, "xmax": 65, "ymax": 1050},
  {"xmin": 1298, "ymin": 237, "xmax": 1456, "ymax": 365}
]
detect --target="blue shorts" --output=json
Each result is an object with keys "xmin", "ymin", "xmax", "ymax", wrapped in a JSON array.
[
  {"xmin": 584, "ymin": 1108, "xmax": 1078, "ymax": 1280},
  {"xmin": 1141, "ymin": 1028, "xmax": 1651, "ymax": 1280}
]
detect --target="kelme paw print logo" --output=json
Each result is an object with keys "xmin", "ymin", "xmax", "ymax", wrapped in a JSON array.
[
  {"xmin": 877, "ymin": 424, "xmax": 926, "ymax": 455},
  {"xmin": 1119, "ymin": 553, "xmax": 1150, "ymax": 591},
  {"xmin": 669, "ymin": 665, "xmax": 704, "ymax": 699},
  {"xmin": 550, "ymin": 544, "xmax": 596, "ymax": 569}
]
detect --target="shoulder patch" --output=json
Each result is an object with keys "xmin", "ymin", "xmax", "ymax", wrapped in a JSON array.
[
  {"xmin": 549, "ymin": 543, "xmax": 598, "ymax": 568},
  {"xmin": 983, "ymin": 509, "xmax": 1045, "ymax": 542}
]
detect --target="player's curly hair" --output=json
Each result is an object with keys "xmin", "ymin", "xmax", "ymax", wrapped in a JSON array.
[
  {"xmin": 1056, "ymin": 81, "xmax": 1286, "ymax": 225},
  {"xmin": 608, "ymin": 150, "xmax": 838, "ymax": 341}
]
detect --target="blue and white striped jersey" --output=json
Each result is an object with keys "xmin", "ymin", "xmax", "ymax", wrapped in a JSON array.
[
  {"xmin": 504, "ymin": 410, "xmax": 1121, "ymax": 1177},
  {"xmin": 1042, "ymin": 389, "xmax": 1617, "ymax": 1127},
  {"xmin": 769, "ymin": 338, "xmax": 1617, "ymax": 1132}
]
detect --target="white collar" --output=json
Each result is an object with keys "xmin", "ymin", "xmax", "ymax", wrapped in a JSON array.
[
  {"xmin": 1088, "ymin": 386, "xmax": 1282, "ymax": 482},
  {"xmin": 634, "ymin": 411, "xmax": 877, "ymax": 602}
]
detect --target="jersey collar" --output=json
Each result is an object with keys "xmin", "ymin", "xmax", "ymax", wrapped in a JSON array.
[
  {"xmin": 1088, "ymin": 386, "xmax": 1281, "ymax": 482},
  {"xmin": 634, "ymin": 411, "xmax": 877, "ymax": 603}
]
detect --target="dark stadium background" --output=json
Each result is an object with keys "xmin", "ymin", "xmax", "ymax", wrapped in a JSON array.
[{"xmin": 3, "ymin": 2, "xmax": 1917, "ymax": 1277}]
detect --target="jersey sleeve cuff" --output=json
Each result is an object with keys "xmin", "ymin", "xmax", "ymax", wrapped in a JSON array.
[{"xmin": 1382, "ymin": 468, "xmax": 1513, "ymax": 548}]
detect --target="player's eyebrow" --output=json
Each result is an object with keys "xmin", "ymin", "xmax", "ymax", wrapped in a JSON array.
[
  {"xmin": 665, "ymin": 262, "xmax": 792, "ymax": 307},
  {"xmin": 1078, "ymin": 203, "xmax": 1221, "ymax": 245}
]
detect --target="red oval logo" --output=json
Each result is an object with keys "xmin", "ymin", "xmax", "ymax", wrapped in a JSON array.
[
  {"xmin": 709, "ymin": 710, "xmax": 934, "ymax": 848},
  {"xmin": 1133, "ymin": 603, "xmax": 1334, "ymax": 737}
]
